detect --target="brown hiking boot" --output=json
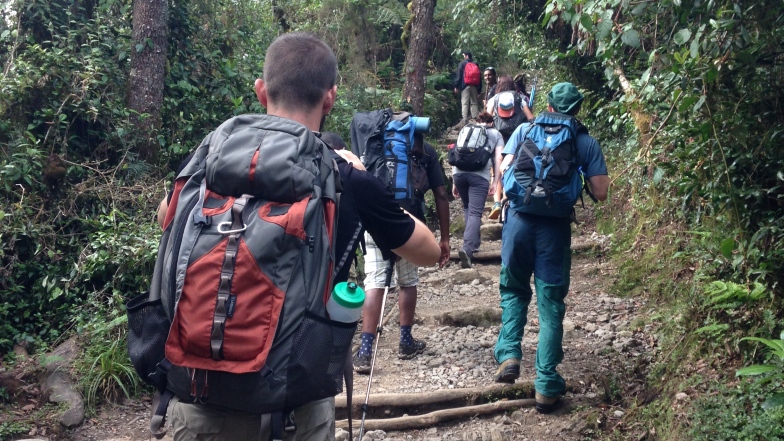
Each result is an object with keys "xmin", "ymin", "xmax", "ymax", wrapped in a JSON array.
[
  {"xmin": 535, "ymin": 391, "xmax": 561, "ymax": 414},
  {"xmin": 493, "ymin": 358, "xmax": 520, "ymax": 383}
]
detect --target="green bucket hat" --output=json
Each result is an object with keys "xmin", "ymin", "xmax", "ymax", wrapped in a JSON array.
[{"xmin": 547, "ymin": 82, "xmax": 584, "ymax": 114}]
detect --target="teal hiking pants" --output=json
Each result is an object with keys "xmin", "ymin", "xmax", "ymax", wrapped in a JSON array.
[{"xmin": 494, "ymin": 210, "xmax": 571, "ymax": 397}]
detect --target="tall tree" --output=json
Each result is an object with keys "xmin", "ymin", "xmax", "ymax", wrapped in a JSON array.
[
  {"xmin": 128, "ymin": 0, "xmax": 169, "ymax": 160},
  {"xmin": 402, "ymin": 0, "xmax": 437, "ymax": 115}
]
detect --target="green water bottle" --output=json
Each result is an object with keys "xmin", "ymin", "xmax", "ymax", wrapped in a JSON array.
[{"xmin": 326, "ymin": 282, "xmax": 365, "ymax": 323}]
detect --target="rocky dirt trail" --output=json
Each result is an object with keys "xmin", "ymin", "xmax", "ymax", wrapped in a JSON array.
[{"xmin": 5, "ymin": 134, "xmax": 656, "ymax": 441}]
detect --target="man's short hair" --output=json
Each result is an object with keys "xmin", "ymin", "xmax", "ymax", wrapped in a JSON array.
[
  {"xmin": 263, "ymin": 33, "xmax": 338, "ymax": 111},
  {"xmin": 319, "ymin": 132, "xmax": 346, "ymax": 150}
]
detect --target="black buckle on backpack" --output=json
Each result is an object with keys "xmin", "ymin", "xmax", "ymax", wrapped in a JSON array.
[{"xmin": 193, "ymin": 211, "xmax": 212, "ymax": 227}]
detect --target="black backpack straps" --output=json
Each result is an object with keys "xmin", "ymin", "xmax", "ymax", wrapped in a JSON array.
[
  {"xmin": 150, "ymin": 389, "xmax": 174, "ymax": 439},
  {"xmin": 583, "ymin": 174, "xmax": 599, "ymax": 203},
  {"xmin": 270, "ymin": 411, "xmax": 284, "ymax": 441}
]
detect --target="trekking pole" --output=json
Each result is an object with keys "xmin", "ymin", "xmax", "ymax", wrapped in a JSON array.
[
  {"xmin": 529, "ymin": 75, "xmax": 538, "ymax": 111},
  {"xmin": 357, "ymin": 259, "xmax": 395, "ymax": 441}
]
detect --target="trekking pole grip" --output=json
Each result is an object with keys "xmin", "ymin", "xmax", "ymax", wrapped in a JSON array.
[{"xmin": 384, "ymin": 259, "xmax": 394, "ymax": 287}]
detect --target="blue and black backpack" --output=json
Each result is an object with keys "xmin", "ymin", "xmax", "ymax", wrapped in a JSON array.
[
  {"xmin": 349, "ymin": 108, "xmax": 429, "ymax": 213},
  {"xmin": 504, "ymin": 112, "xmax": 596, "ymax": 218}
]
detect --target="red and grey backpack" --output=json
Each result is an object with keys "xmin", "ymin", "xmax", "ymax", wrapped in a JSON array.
[{"xmin": 126, "ymin": 114, "xmax": 355, "ymax": 438}]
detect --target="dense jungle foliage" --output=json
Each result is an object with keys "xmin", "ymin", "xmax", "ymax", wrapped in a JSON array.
[{"xmin": 1, "ymin": 0, "xmax": 782, "ymax": 438}]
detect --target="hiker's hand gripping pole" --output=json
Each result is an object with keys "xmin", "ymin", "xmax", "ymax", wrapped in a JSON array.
[{"xmin": 358, "ymin": 258, "xmax": 395, "ymax": 441}]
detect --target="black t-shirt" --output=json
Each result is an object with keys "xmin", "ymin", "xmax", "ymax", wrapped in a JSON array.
[
  {"xmin": 405, "ymin": 142, "xmax": 445, "ymax": 222},
  {"xmin": 167, "ymin": 153, "xmax": 415, "ymax": 285},
  {"xmin": 333, "ymin": 162, "xmax": 414, "ymax": 282}
]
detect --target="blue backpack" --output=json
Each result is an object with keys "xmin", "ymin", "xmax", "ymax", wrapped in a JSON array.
[
  {"xmin": 350, "ymin": 109, "xmax": 429, "ymax": 213},
  {"xmin": 504, "ymin": 112, "xmax": 594, "ymax": 218}
]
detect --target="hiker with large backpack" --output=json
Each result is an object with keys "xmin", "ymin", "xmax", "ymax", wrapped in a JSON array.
[
  {"xmin": 448, "ymin": 111, "xmax": 504, "ymax": 268},
  {"xmin": 491, "ymin": 82, "xmax": 609, "ymax": 414},
  {"xmin": 485, "ymin": 75, "xmax": 534, "ymax": 142},
  {"xmin": 453, "ymin": 50, "xmax": 482, "ymax": 122},
  {"xmin": 132, "ymin": 32, "xmax": 440, "ymax": 441},
  {"xmin": 349, "ymin": 110, "xmax": 451, "ymax": 374},
  {"xmin": 485, "ymin": 75, "xmax": 536, "ymax": 220}
]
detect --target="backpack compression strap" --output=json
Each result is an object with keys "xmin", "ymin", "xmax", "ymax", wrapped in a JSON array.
[{"xmin": 211, "ymin": 195, "xmax": 250, "ymax": 361}]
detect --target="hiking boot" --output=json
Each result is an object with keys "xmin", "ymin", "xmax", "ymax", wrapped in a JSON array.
[
  {"xmin": 353, "ymin": 351, "xmax": 371, "ymax": 374},
  {"xmin": 535, "ymin": 391, "xmax": 561, "ymax": 414},
  {"xmin": 493, "ymin": 358, "xmax": 520, "ymax": 383},
  {"xmin": 398, "ymin": 338, "xmax": 426, "ymax": 359},
  {"xmin": 488, "ymin": 202, "xmax": 502, "ymax": 220},
  {"xmin": 458, "ymin": 250, "xmax": 472, "ymax": 269}
]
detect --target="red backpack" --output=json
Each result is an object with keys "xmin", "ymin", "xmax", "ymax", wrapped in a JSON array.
[{"xmin": 464, "ymin": 61, "xmax": 481, "ymax": 86}]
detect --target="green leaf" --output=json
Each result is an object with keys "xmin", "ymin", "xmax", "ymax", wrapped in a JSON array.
[
  {"xmin": 695, "ymin": 323, "xmax": 729, "ymax": 334},
  {"xmin": 621, "ymin": 29, "xmax": 640, "ymax": 48},
  {"xmin": 741, "ymin": 337, "xmax": 784, "ymax": 358},
  {"xmin": 693, "ymin": 95, "xmax": 706, "ymax": 112},
  {"xmin": 690, "ymin": 38, "xmax": 700, "ymax": 58},
  {"xmin": 736, "ymin": 365, "xmax": 776, "ymax": 376},
  {"xmin": 762, "ymin": 393, "xmax": 784, "ymax": 410},
  {"xmin": 118, "ymin": 50, "xmax": 126, "ymax": 61},
  {"xmin": 704, "ymin": 68, "xmax": 718, "ymax": 84},
  {"xmin": 673, "ymin": 29, "xmax": 692, "ymax": 45},
  {"xmin": 1, "ymin": 30, "xmax": 9, "ymax": 39},
  {"xmin": 597, "ymin": 19, "xmax": 613, "ymax": 41},
  {"xmin": 135, "ymin": 43, "xmax": 144, "ymax": 53},
  {"xmin": 680, "ymin": 96, "xmax": 698, "ymax": 112},
  {"xmin": 579, "ymin": 14, "xmax": 594, "ymax": 31},
  {"xmin": 720, "ymin": 238, "xmax": 735, "ymax": 259},
  {"xmin": 653, "ymin": 167, "xmax": 665, "ymax": 185},
  {"xmin": 631, "ymin": 2, "xmax": 647, "ymax": 15}
]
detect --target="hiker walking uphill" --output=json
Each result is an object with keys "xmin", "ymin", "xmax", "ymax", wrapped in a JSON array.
[
  {"xmin": 350, "ymin": 132, "xmax": 452, "ymax": 373},
  {"xmin": 485, "ymin": 75, "xmax": 534, "ymax": 140},
  {"xmin": 448, "ymin": 111, "xmax": 504, "ymax": 269},
  {"xmin": 131, "ymin": 32, "xmax": 440, "ymax": 441},
  {"xmin": 492, "ymin": 82, "xmax": 610, "ymax": 414},
  {"xmin": 486, "ymin": 75, "xmax": 535, "ymax": 219},
  {"xmin": 454, "ymin": 51, "xmax": 482, "ymax": 122}
]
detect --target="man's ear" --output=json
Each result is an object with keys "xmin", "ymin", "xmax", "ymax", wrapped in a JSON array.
[
  {"xmin": 322, "ymin": 85, "xmax": 337, "ymax": 115},
  {"xmin": 254, "ymin": 79, "xmax": 268, "ymax": 107}
]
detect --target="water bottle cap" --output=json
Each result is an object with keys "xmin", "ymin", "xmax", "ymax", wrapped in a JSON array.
[{"xmin": 332, "ymin": 282, "xmax": 365, "ymax": 308}]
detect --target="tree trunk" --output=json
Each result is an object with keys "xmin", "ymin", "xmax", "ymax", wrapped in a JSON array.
[
  {"xmin": 402, "ymin": 0, "xmax": 436, "ymax": 115},
  {"xmin": 128, "ymin": 0, "xmax": 168, "ymax": 161}
]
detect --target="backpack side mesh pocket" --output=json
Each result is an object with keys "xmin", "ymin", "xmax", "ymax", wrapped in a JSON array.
[{"xmin": 127, "ymin": 294, "xmax": 171, "ymax": 392}]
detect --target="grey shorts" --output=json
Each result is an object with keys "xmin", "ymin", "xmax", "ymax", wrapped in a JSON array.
[
  {"xmin": 170, "ymin": 396, "xmax": 335, "ymax": 441},
  {"xmin": 362, "ymin": 232, "xmax": 418, "ymax": 289}
]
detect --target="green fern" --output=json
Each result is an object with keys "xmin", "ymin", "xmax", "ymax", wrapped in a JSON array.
[{"xmin": 371, "ymin": 0, "xmax": 408, "ymax": 27}]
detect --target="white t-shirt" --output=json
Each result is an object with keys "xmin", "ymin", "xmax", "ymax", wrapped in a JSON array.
[{"xmin": 452, "ymin": 126, "xmax": 504, "ymax": 182}]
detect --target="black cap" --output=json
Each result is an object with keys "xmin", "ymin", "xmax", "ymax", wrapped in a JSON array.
[{"xmin": 462, "ymin": 50, "xmax": 472, "ymax": 58}]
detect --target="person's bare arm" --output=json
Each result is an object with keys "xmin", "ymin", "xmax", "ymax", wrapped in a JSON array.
[
  {"xmin": 333, "ymin": 149, "xmax": 365, "ymax": 171},
  {"xmin": 500, "ymin": 153, "xmax": 515, "ymax": 175},
  {"xmin": 431, "ymin": 185, "xmax": 451, "ymax": 267},
  {"xmin": 490, "ymin": 145, "xmax": 503, "ymax": 195},
  {"xmin": 391, "ymin": 214, "xmax": 440, "ymax": 267},
  {"xmin": 522, "ymin": 103, "xmax": 534, "ymax": 121},
  {"xmin": 588, "ymin": 175, "xmax": 610, "ymax": 201},
  {"xmin": 157, "ymin": 198, "xmax": 168, "ymax": 227}
]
